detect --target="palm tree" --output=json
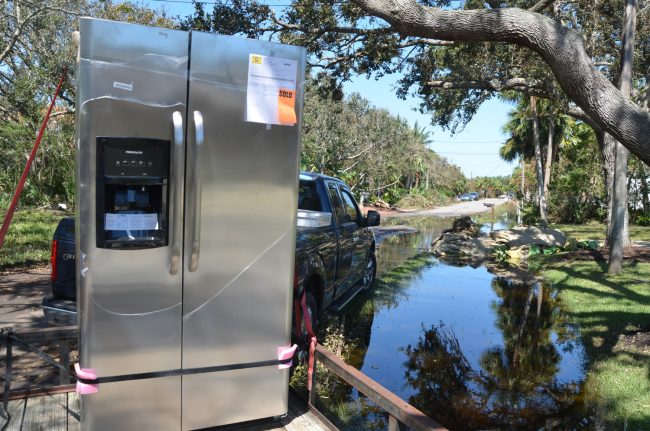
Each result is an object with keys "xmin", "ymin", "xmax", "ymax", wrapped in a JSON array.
[{"xmin": 500, "ymin": 96, "xmax": 568, "ymax": 223}]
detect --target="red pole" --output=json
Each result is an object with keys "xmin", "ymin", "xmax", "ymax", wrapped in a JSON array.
[{"xmin": 0, "ymin": 69, "xmax": 67, "ymax": 248}]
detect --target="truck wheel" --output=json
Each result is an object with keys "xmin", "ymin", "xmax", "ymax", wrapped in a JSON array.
[{"xmin": 362, "ymin": 253, "xmax": 376, "ymax": 290}]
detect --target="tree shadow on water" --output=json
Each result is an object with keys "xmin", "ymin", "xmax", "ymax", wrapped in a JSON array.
[{"xmin": 400, "ymin": 277, "xmax": 594, "ymax": 430}]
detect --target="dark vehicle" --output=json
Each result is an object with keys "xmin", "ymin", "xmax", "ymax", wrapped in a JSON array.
[
  {"xmin": 295, "ymin": 172, "xmax": 379, "ymax": 329},
  {"xmin": 458, "ymin": 193, "xmax": 472, "ymax": 202},
  {"xmin": 43, "ymin": 173, "xmax": 380, "ymax": 330},
  {"xmin": 42, "ymin": 217, "xmax": 77, "ymax": 325},
  {"xmin": 469, "ymin": 191, "xmax": 479, "ymax": 201}
]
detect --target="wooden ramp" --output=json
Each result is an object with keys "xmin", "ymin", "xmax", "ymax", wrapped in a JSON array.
[
  {"xmin": 2, "ymin": 326, "xmax": 445, "ymax": 431},
  {"xmin": 2, "ymin": 392, "xmax": 331, "ymax": 431}
]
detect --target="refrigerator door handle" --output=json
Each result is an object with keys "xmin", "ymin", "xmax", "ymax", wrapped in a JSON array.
[
  {"xmin": 189, "ymin": 110, "xmax": 204, "ymax": 272},
  {"xmin": 170, "ymin": 111, "xmax": 184, "ymax": 275}
]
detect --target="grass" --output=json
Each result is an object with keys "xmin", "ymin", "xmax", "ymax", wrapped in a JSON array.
[
  {"xmin": 537, "ymin": 226, "xmax": 650, "ymax": 429},
  {"xmin": 551, "ymin": 221, "xmax": 650, "ymax": 242},
  {"xmin": 0, "ymin": 209, "xmax": 65, "ymax": 270}
]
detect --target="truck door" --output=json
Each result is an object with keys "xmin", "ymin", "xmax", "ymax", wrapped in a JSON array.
[
  {"xmin": 338, "ymin": 187, "xmax": 367, "ymax": 280},
  {"xmin": 326, "ymin": 182, "xmax": 353, "ymax": 295}
]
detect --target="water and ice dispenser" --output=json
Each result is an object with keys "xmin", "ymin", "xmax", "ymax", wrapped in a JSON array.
[{"xmin": 95, "ymin": 137, "xmax": 170, "ymax": 249}]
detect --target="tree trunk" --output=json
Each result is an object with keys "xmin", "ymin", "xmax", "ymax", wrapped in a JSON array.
[
  {"xmin": 600, "ymin": 133, "xmax": 616, "ymax": 241},
  {"xmin": 543, "ymin": 116, "xmax": 555, "ymax": 208},
  {"xmin": 608, "ymin": 0, "xmax": 637, "ymax": 275},
  {"xmin": 353, "ymin": 1, "xmax": 650, "ymax": 166},
  {"xmin": 520, "ymin": 156, "xmax": 525, "ymax": 200},
  {"xmin": 641, "ymin": 166, "xmax": 650, "ymax": 213},
  {"xmin": 643, "ymin": 75, "xmax": 650, "ymax": 213},
  {"xmin": 530, "ymin": 96, "xmax": 548, "ymax": 226}
]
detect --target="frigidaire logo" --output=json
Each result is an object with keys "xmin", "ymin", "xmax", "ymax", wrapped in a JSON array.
[{"xmin": 125, "ymin": 150, "xmax": 143, "ymax": 154}]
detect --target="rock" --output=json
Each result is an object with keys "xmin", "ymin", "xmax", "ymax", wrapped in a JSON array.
[
  {"xmin": 374, "ymin": 199, "xmax": 391, "ymax": 209},
  {"xmin": 564, "ymin": 237, "xmax": 578, "ymax": 251},
  {"xmin": 431, "ymin": 232, "xmax": 497, "ymax": 263},
  {"xmin": 485, "ymin": 264, "xmax": 542, "ymax": 285},
  {"xmin": 490, "ymin": 226, "xmax": 567, "ymax": 248},
  {"xmin": 507, "ymin": 246, "xmax": 527, "ymax": 262},
  {"xmin": 442, "ymin": 216, "xmax": 478, "ymax": 236}
]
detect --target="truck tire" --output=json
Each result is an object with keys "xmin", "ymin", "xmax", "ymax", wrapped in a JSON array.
[{"xmin": 362, "ymin": 253, "xmax": 376, "ymax": 290}]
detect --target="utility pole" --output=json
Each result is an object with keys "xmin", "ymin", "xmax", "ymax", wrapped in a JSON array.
[{"xmin": 609, "ymin": 0, "xmax": 637, "ymax": 274}]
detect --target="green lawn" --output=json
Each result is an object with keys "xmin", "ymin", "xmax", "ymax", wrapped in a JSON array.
[
  {"xmin": 551, "ymin": 222, "xmax": 650, "ymax": 242},
  {"xmin": 539, "ymin": 225, "xmax": 650, "ymax": 429},
  {"xmin": 0, "ymin": 209, "xmax": 64, "ymax": 269}
]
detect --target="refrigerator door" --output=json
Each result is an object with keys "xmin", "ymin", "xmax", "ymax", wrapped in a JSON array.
[
  {"xmin": 182, "ymin": 32, "xmax": 306, "ymax": 430},
  {"xmin": 76, "ymin": 18, "xmax": 188, "ymax": 431}
]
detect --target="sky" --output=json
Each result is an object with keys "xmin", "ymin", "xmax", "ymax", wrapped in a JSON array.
[{"xmin": 141, "ymin": 0, "xmax": 517, "ymax": 178}]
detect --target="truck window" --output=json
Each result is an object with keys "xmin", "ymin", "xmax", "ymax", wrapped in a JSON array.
[
  {"xmin": 298, "ymin": 180, "xmax": 322, "ymax": 212},
  {"xmin": 340, "ymin": 189, "xmax": 360, "ymax": 224},
  {"xmin": 327, "ymin": 183, "xmax": 346, "ymax": 223}
]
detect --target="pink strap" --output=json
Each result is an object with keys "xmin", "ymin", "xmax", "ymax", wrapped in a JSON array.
[
  {"xmin": 277, "ymin": 344, "xmax": 298, "ymax": 369},
  {"xmin": 300, "ymin": 293, "xmax": 318, "ymax": 391},
  {"xmin": 75, "ymin": 363, "xmax": 99, "ymax": 395}
]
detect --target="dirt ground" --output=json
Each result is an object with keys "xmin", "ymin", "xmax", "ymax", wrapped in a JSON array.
[
  {"xmin": 1, "ymin": 265, "xmax": 51, "ymax": 329},
  {"xmin": 0, "ymin": 265, "xmax": 77, "ymax": 390},
  {"xmin": 559, "ymin": 242, "xmax": 650, "ymax": 263}
]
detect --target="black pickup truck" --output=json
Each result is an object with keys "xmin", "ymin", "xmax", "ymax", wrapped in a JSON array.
[{"xmin": 43, "ymin": 172, "xmax": 380, "ymax": 329}]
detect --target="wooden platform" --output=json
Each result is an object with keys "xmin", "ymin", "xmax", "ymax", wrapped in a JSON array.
[
  {"xmin": 1, "ymin": 392, "xmax": 331, "ymax": 431},
  {"xmin": 2, "ymin": 326, "xmax": 443, "ymax": 431}
]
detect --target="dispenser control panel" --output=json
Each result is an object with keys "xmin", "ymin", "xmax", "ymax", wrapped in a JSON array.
[
  {"xmin": 99, "ymin": 137, "xmax": 168, "ymax": 177},
  {"xmin": 96, "ymin": 137, "xmax": 170, "ymax": 249}
]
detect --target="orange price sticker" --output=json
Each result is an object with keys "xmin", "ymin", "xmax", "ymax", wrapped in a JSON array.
[{"xmin": 278, "ymin": 88, "xmax": 297, "ymax": 125}]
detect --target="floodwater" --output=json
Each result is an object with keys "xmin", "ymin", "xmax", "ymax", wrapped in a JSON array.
[{"xmin": 315, "ymin": 209, "xmax": 590, "ymax": 430}]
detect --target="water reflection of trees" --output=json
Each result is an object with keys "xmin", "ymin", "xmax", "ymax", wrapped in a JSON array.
[
  {"xmin": 402, "ymin": 277, "xmax": 590, "ymax": 430},
  {"xmin": 312, "ymin": 253, "xmax": 440, "ymax": 430},
  {"xmin": 377, "ymin": 217, "xmax": 450, "ymax": 274}
]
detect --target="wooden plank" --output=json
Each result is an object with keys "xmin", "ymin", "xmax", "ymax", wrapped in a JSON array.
[
  {"xmin": 2, "ymin": 398, "xmax": 26, "ymax": 431},
  {"xmin": 303, "ymin": 405, "xmax": 338, "ymax": 431},
  {"xmin": 22, "ymin": 393, "xmax": 67, "ymax": 431},
  {"xmin": 12, "ymin": 326, "xmax": 78, "ymax": 343},
  {"xmin": 1, "ymin": 391, "xmax": 331, "ymax": 431},
  {"xmin": 283, "ymin": 403, "xmax": 332, "ymax": 431},
  {"xmin": 66, "ymin": 393, "xmax": 80, "ymax": 431},
  {"xmin": 58, "ymin": 341, "xmax": 70, "ymax": 385},
  {"xmin": 315, "ymin": 345, "xmax": 447, "ymax": 431},
  {"xmin": 8, "ymin": 385, "xmax": 76, "ymax": 401}
]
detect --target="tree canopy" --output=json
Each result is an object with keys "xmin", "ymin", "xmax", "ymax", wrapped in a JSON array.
[
  {"xmin": 182, "ymin": 0, "xmax": 650, "ymax": 165},
  {"xmin": 0, "ymin": 0, "xmax": 468, "ymax": 207}
]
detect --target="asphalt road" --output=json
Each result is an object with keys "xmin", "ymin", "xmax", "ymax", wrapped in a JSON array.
[{"xmin": 389, "ymin": 198, "xmax": 509, "ymax": 218}]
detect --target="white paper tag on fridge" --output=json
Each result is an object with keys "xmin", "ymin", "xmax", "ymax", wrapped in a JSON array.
[
  {"xmin": 246, "ymin": 54, "xmax": 297, "ymax": 126},
  {"xmin": 105, "ymin": 213, "xmax": 159, "ymax": 231}
]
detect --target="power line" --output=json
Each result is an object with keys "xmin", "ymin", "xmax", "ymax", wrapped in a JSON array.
[
  {"xmin": 483, "ymin": 161, "xmax": 507, "ymax": 176},
  {"xmin": 150, "ymin": 0, "xmax": 293, "ymax": 5},
  {"xmin": 431, "ymin": 139, "xmax": 506, "ymax": 144},
  {"xmin": 435, "ymin": 151, "xmax": 502, "ymax": 156}
]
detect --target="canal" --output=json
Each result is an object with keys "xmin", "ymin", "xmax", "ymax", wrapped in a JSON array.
[{"xmin": 310, "ymin": 210, "xmax": 591, "ymax": 430}]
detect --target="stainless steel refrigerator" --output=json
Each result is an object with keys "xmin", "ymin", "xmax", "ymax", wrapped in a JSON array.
[{"xmin": 75, "ymin": 18, "xmax": 305, "ymax": 430}]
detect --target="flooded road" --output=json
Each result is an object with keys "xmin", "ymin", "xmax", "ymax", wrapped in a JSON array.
[{"xmin": 314, "ymin": 211, "xmax": 590, "ymax": 430}]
